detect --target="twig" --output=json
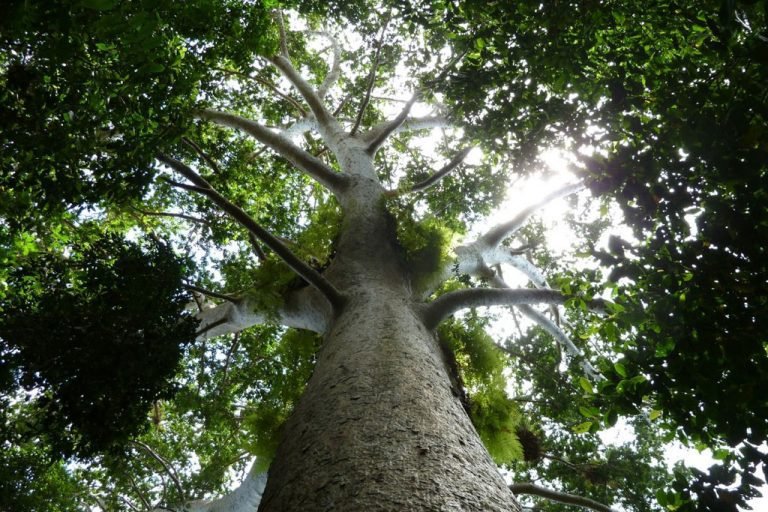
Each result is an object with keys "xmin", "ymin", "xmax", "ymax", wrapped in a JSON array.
[
  {"xmin": 182, "ymin": 136, "xmax": 222, "ymax": 174},
  {"xmin": 129, "ymin": 440, "xmax": 186, "ymax": 503}
]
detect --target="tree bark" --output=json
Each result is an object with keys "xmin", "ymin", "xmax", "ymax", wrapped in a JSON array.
[
  {"xmin": 257, "ymin": 173, "xmax": 520, "ymax": 511},
  {"xmin": 259, "ymin": 279, "xmax": 520, "ymax": 511}
]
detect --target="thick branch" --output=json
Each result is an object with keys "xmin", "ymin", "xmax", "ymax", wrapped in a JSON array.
[
  {"xmin": 153, "ymin": 459, "xmax": 267, "ymax": 512},
  {"xmin": 164, "ymin": 178, "xmax": 208, "ymax": 194},
  {"xmin": 422, "ymin": 288, "xmax": 568, "ymax": 329},
  {"xmin": 158, "ymin": 155, "xmax": 345, "ymax": 310},
  {"xmin": 196, "ymin": 285, "xmax": 331, "ymax": 338},
  {"xmin": 481, "ymin": 182, "xmax": 585, "ymax": 247},
  {"xmin": 195, "ymin": 109, "xmax": 346, "ymax": 193},
  {"xmin": 311, "ymin": 31, "xmax": 342, "ymax": 100},
  {"xmin": 364, "ymin": 94, "xmax": 418, "ymax": 155},
  {"xmin": 510, "ymin": 483, "xmax": 617, "ymax": 512},
  {"xmin": 403, "ymin": 147, "xmax": 472, "ymax": 194},
  {"xmin": 269, "ymin": 55, "xmax": 336, "ymax": 132}
]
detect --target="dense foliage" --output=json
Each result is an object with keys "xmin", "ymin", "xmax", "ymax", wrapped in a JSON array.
[{"xmin": 1, "ymin": 0, "xmax": 766, "ymax": 510}]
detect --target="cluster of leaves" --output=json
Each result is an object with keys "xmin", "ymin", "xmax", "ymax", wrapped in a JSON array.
[
  {"xmin": 0, "ymin": 234, "xmax": 197, "ymax": 456},
  {"xmin": 386, "ymin": 198, "xmax": 458, "ymax": 290},
  {"xmin": 1, "ymin": 0, "xmax": 279, "ymax": 235},
  {"xmin": 439, "ymin": 314, "xmax": 523, "ymax": 464}
]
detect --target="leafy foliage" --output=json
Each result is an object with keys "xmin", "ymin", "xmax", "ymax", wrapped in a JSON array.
[
  {"xmin": 0, "ymin": 235, "xmax": 197, "ymax": 456},
  {"xmin": 1, "ymin": 0, "xmax": 767, "ymax": 510}
]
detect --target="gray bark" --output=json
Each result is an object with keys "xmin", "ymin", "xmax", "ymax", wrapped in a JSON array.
[{"xmin": 258, "ymin": 173, "xmax": 520, "ymax": 511}]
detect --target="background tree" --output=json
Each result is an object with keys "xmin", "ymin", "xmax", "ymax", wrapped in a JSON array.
[{"xmin": 1, "ymin": 1, "xmax": 767, "ymax": 511}]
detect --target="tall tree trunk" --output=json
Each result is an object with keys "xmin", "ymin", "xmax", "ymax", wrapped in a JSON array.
[{"xmin": 258, "ymin": 176, "xmax": 521, "ymax": 511}]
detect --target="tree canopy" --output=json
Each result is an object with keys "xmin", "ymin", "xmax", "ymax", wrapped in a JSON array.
[{"xmin": 1, "ymin": 0, "xmax": 767, "ymax": 511}]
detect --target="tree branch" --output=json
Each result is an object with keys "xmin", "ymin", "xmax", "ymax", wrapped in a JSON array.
[
  {"xmin": 422, "ymin": 288, "xmax": 568, "ymax": 329},
  {"xmin": 129, "ymin": 206, "xmax": 209, "ymax": 226},
  {"xmin": 164, "ymin": 178, "xmax": 208, "ymax": 195},
  {"xmin": 311, "ymin": 31, "xmax": 342, "ymax": 100},
  {"xmin": 517, "ymin": 304, "xmax": 602, "ymax": 381},
  {"xmin": 182, "ymin": 136, "xmax": 222, "ymax": 174},
  {"xmin": 480, "ymin": 182, "xmax": 585, "ymax": 248},
  {"xmin": 361, "ymin": 115, "xmax": 449, "ymax": 148},
  {"xmin": 350, "ymin": 16, "xmax": 391, "ymax": 136},
  {"xmin": 364, "ymin": 94, "xmax": 419, "ymax": 155},
  {"xmin": 212, "ymin": 66, "xmax": 307, "ymax": 115},
  {"xmin": 248, "ymin": 232, "xmax": 267, "ymax": 260},
  {"xmin": 158, "ymin": 155, "xmax": 345, "ymax": 310},
  {"xmin": 129, "ymin": 440, "xmax": 186, "ymax": 503},
  {"xmin": 510, "ymin": 482, "xmax": 618, "ymax": 512},
  {"xmin": 195, "ymin": 275, "xmax": 332, "ymax": 339},
  {"xmin": 398, "ymin": 147, "xmax": 472, "ymax": 194},
  {"xmin": 275, "ymin": 9, "xmax": 290, "ymax": 59},
  {"xmin": 194, "ymin": 109, "xmax": 346, "ymax": 193},
  {"xmin": 183, "ymin": 284, "xmax": 239, "ymax": 303},
  {"xmin": 152, "ymin": 459, "xmax": 267, "ymax": 512}
]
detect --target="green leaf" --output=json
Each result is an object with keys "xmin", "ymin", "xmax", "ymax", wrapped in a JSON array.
[
  {"xmin": 572, "ymin": 421, "xmax": 593, "ymax": 434},
  {"xmin": 579, "ymin": 405, "xmax": 600, "ymax": 418},
  {"xmin": 614, "ymin": 362, "xmax": 627, "ymax": 378},
  {"xmin": 578, "ymin": 377, "xmax": 594, "ymax": 394}
]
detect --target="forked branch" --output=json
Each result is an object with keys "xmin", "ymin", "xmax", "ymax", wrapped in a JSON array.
[
  {"xmin": 269, "ymin": 55, "xmax": 336, "ymax": 131},
  {"xmin": 130, "ymin": 440, "xmax": 185, "ymax": 503},
  {"xmin": 365, "ymin": 94, "xmax": 419, "ymax": 155},
  {"xmin": 158, "ymin": 155, "xmax": 345, "ymax": 310},
  {"xmin": 510, "ymin": 482, "xmax": 617, "ymax": 512},
  {"xmin": 182, "ymin": 136, "xmax": 222, "ymax": 174}
]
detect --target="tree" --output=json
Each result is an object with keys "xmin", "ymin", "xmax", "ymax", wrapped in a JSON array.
[{"xmin": 1, "ymin": 1, "xmax": 767, "ymax": 511}]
